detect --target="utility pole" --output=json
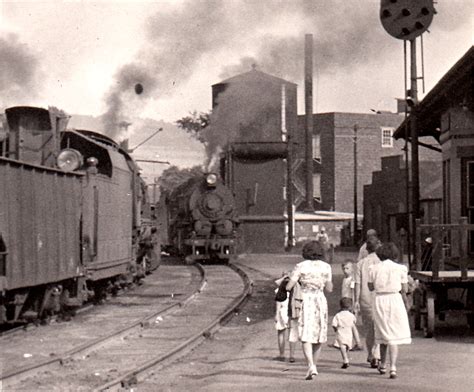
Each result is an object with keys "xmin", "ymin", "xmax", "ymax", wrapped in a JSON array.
[
  {"xmin": 304, "ymin": 33, "xmax": 314, "ymax": 212},
  {"xmin": 379, "ymin": 0, "xmax": 436, "ymax": 262},
  {"xmin": 353, "ymin": 124, "xmax": 358, "ymax": 246},
  {"xmin": 409, "ymin": 39, "xmax": 420, "ymax": 261},
  {"xmin": 287, "ymin": 134, "xmax": 294, "ymax": 248}
]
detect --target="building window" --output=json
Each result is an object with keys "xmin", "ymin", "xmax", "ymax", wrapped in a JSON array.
[
  {"xmin": 312, "ymin": 134, "xmax": 321, "ymax": 162},
  {"xmin": 381, "ymin": 127, "xmax": 394, "ymax": 147},
  {"xmin": 312, "ymin": 173, "xmax": 321, "ymax": 202}
]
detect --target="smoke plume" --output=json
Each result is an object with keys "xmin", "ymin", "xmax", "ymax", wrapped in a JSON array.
[
  {"xmin": 0, "ymin": 33, "xmax": 41, "ymax": 107},
  {"xmin": 103, "ymin": 0, "xmax": 470, "ymax": 146}
]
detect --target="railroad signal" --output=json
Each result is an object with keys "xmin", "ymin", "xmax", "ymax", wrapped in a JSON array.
[{"xmin": 380, "ymin": 0, "xmax": 436, "ymax": 40}]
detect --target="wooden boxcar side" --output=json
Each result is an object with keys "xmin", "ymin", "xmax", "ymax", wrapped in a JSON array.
[{"xmin": 0, "ymin": 157, "xmax": 83, "ymax": 290}]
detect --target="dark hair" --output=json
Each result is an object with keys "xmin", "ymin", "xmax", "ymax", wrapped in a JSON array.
[
  {"xmin": 340, "ymin": 297, "xmax": 352, "ymax": 310},
  {"xmin": 366, "ymin": 237, "xmax": 380, "ymax": 253},
  {"xmin": 342, "ymin": 259, "xmax": 353, "ymax": 268},
  {"xmin": 375, "ymin": 242, "xmax": 399, "ymax": 261},
  {"xmin": 366, "ymin": 229, "xmax": 377, "ymax": 238},
  {"xmin": 302, "ymin": 240, "xmax": 324, "ymax": 260}
]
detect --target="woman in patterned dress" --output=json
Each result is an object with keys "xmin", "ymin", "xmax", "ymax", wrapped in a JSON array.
[
  {"xmin": 286, "ymin": 241, "xmax": 333, "ymax": 380},
  {"xmin": 368, "ymin": 242, "xmax": 411, "ymax": 379}
]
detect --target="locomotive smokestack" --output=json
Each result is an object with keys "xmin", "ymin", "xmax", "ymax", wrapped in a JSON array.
[
  {"xmin": 120, "ymin": 139, "xmax": 129, "ymax": 152},
  {"xmin": 304, "ymin": 34, "xmax": 314, "ymax": 212},
  {"xmin": 117, "ymin": 121, "xmax": 132, "ymax": 151}
]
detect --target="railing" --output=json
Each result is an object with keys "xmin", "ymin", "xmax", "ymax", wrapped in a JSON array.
[{"xmin": 415, "ymin": 217, "xmax": 474, "ymax": 280}]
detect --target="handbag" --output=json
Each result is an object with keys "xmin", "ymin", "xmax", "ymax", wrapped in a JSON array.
[{"xmin": 275, "ymin": 278, "xmax": 289, "ymax": 302}]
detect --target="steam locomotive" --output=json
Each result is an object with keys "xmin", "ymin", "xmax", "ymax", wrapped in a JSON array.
[
  {"xmin": 0, "ymin": 106, "xmax": 158, "ymax": 325},
  {"xmin": 166, "ymin": 173, "xmax": 239, "ymax": 263}
]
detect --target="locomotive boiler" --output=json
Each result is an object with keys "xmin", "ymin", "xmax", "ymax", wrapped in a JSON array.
[
  {"xmin": 0, "ymin": 106, "xmax": 158, "ymax": 324},
  {"xmin": 166, "ymin": 173, "xmax": 239, "ymax": 263}
]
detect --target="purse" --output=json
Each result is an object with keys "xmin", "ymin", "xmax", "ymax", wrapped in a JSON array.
[{"xmin": 275, "ymin": 278, "xmax": 289, "ymax": 302}]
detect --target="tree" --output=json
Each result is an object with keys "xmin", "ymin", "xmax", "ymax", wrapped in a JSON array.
[
  {"xmin": 158, "ymin": 165, "xmax": 204, "ymax": 201},
  {"xmin": 176, "ymin": 111, "xmax": 210, "ymax": 144}
]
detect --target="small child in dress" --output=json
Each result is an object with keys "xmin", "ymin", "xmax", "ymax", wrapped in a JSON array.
[
  {"xmin": 332, "ymin": 297, "xmax": 361, "ymax": 369},
  {"xmin": 331, "ymin": 261, "xmax": 356, "ymax": 349},
  {"xmin": 274, "ymin": 273, "xmax": 296, "ymax": 362},
  {"xmin": 341, "ymin": 260, "xmax": 355, "ymax": 304}
]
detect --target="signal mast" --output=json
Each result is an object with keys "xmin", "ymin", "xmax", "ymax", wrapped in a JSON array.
[{"xmin": 379, "ymin": 0, "xmax": 436, "ymax": 262}]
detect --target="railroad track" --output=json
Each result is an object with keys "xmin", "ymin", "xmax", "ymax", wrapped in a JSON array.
[{"xmin": 1, "ymin": 262, "xmax": 252, "ymax": 391}]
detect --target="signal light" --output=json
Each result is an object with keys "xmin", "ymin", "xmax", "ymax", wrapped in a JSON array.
[{"xmin": 380, "ymin": 0, "xmax": 435, "ymax": 41}]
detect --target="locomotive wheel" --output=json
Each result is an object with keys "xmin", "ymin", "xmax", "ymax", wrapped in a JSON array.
[
  {"xmin": 424, "ymin": 291, "xmax": 435, "ymax": 338},
  {"xmin": 467, "ymin": 287, "xmax": 474, "ymax": 330},
  {"xmin": 467, "ymin": 314, "xmax": 474, "ymax": 330},
  {"xmin": 413, "ymin": 289, "xmax": 422, "ymax": 331}
]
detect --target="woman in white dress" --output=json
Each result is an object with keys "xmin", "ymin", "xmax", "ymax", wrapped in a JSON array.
[
  {"xmin": 286, "ymin": 241, "xmax": 333, "ymax": 380},
  {"xmin": 368, "ymin": 242, "xmax": 411, "ymax": 379}
]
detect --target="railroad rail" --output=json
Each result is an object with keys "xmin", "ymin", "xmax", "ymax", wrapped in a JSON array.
[
  {"xmin": 2, "ymin": 262, "xmax": 252, "ymax": 391},
  {"xmin": 0, "ymin": 263, "xmax": 204, "ymax": 386}
]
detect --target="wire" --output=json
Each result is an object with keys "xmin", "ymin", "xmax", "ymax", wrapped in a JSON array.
[
  {"xmin": 421, "ymin": 34, "xmax": 426, "ymax": 93},
  {"xmin": 404, "ymin": 40, "xmax": 407, "ymax": 99},
  {"xmin": 129, "ymin": 128, "xmax": 163, "ymax": 152}
]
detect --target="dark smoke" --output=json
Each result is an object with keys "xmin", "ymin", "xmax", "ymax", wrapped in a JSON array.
[
  {"xmin": 203, "ymin": 76, "xmax": 282, "ymax": 170},
  {"xmin": 0, "ymin": 34, "xmax": 41, "ymax": 106},
  {"xmin": 102, "ymin": 63, "xmax": 157, "ymax": 138},
  {"xmin": 102, "ymin": 0, "xmax": 234, "ymax": 137},
  {"xmin": 103, "ymin": 0, "xmax": 470, "ymax": 145}
]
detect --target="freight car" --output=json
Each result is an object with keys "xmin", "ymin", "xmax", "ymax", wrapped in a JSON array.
[
  {"xmin": 0, "ymin": 106, "xmax": 158, "ymax": 324},
  {"xmin": 166, "ymin": 173, "xmax": 238, "ymax": 263}
]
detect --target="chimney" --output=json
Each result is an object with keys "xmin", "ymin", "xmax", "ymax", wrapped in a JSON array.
[{"xmin": 304, "ymin": 34, "xmax": 314, "ymax": 212}]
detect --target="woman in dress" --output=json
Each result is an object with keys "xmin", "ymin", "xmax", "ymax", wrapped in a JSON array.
[
  {"xmin": 368, "ymin": 242, "xmax": 411, "ymax": 379},
  {"xmin": 286, "ymin": 240, "xmax": 333, "ymax": 380}
]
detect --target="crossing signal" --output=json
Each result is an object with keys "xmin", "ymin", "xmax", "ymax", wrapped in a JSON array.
[{"xmin": 380, "ymin": 0, "xmax": 436, "ymax": 40}]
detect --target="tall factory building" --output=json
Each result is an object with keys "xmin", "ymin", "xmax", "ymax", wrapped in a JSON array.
[{"xmin": 212, "ymin": 68, "xmax": 297, "ymax": 253}]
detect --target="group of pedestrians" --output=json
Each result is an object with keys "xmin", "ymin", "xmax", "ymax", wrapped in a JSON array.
[{"xmin": 274, "ymin": 230, "xmax": 412, "ymax": 381}]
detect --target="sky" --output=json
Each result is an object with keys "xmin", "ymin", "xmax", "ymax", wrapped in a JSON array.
[{"xmin": 0, "ymin": 0, "xmax": 472, "ymax": 179}]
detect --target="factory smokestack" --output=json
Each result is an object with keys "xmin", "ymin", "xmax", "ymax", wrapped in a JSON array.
[{"xmin": 304, "ymin": 34, "xmax": 314, "ymax": 212}]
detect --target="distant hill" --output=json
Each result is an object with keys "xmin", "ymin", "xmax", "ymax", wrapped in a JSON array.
[{"xmin": 68, "ymin": 114, "xmax": 205, "ymax": 184}]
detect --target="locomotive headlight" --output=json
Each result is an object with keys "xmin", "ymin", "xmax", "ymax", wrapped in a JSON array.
[
  {"xmin": 57, "ymin": 149, "xmax": 83, "ymax": 171},
  {"xmin": 206, "ymin": 173, "xmax": 217, "ymax": 186}
]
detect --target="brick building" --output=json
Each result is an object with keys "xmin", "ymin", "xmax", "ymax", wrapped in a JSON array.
[
  {"xmin": 363, "ymin": 155, "xmax": 442, "ymax": 244},
  {"xmin": 295, "ymin": 112, "xmax": 419, "ymax": 213}
]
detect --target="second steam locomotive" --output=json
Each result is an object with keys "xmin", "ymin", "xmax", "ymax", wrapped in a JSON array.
[
  {"xmin": 166, "ymin": 173, "xmax": 239, "ymax": 263},
  {"xmin": 0, "ymin": 106, "xmax": 158, "ymax": 325}
]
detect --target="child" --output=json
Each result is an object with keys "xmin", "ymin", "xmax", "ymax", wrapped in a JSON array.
[
  {"xmin": 331, "ymin": 261, "xmax": 356, "ymax": 349},
  {"xmin": 274, "ymin": 273, "xmax": 297, "ymax": 362},
  {"xmin": 332, "ymin": 297, "xmax": 361, "ymax": 368},
  {"xmin": 341, "ymin": 261, "xmax": 355, "ymax": 304}
]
